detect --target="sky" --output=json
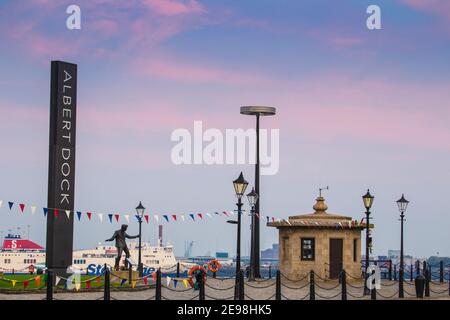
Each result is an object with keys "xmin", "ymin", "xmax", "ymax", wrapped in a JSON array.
[{"xmin": 0, "ymin": 0, "xmax": 450, "ymax": 258}]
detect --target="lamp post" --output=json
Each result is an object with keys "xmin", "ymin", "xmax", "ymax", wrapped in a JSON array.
[
  {"xmin": 362, "ymin": 189, "xmax": 374, "ymax": 295},
  {"xmin": 135, "ymin": 201, "xmax": 145, "ymax": 277},
  {"xmin": 229, "ymin": 172, "xmax": 249, "ymax": 299},
  {"xmin": 396, "ymin": 194, "xmax": 409, "ymax": 298},
  {"xmin": 246, "ymin": 188, "xmax": 259, "ymax": 281},
  {"xmin": 240, "ymin": 106, "xmax": 276, "ymax": 278}
]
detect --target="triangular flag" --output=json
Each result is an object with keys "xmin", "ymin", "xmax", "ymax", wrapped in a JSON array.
[
  {"xmin": 124, "ymin": 215, "xmax": 130, "ymax": 223},
  {"xmin": 53, "ymin": 209, "xmax": 59, "ymax": 218},
  {"xmin": 131, "ymin": 280, "xmax": 137, "ymax": 288},
  {"xmin": 183, "ymin": 279, "xmax": 188, "ymax": 288},
  {"xmin": 31, "ymin": 206, "xmax": 36, "ymax": 214},
  {"xmin": 42, "ymin": 208, "xmax": 48, "ymax": 217},
  {"xmin": 86, "ymin": 280, "xmax": 91, "ymax": 289},
  {"xmin": 172, "ymin": 214, "xmax": 177, "ymax": 221},
  {"xmin": 114, "ymin": 214, "xmax": 120, "ymax": 222},
  {"xmin": 86, "ymin": 212, "xmax": 92, "ymax": 220},
  {"xmin": 19, "ymin": 203, "xmax": 25, "ymax": 212},
  {"xmin": 144, "ymin": 215, "xmax": 149, "ymax": 223},
  {"xmin": 23, "ymin": 280, "xmax": 29, "ymax": 289},
  {"xmin": 135, "ymin": 215, "xmax": 140, "ymax": 222},
  {"xmin": 8, "ymin": 202, "xmax": 14, "ymax": 210},
  {"xmin": 65, "ymin": 210, "xmax": 71, "ymax": 219},
  {"xmin": 206, "ymin": 213, "xmax": 212, "ymax": 218},
  {"xmin": 0, "ymin": 200, "xmax": 3, "ymax": 209},
  {"xmin": 189, "ymin": 214, "xmax": 195, "ymax": 221},
  {"xmin": 166, "ymin": 276, "xmax": 171, "ymax": 287},
  {"xmin": 154, "ymin": 215, "xmax": 159, "ymax": 223},
  {"xmin": 75, "ymin": 282, "xmax": 80, "ymax": 291},
  {"xmin": 214, "ymin": 212, "xmax": 220, "ymax": 215},
  {"xmin": 223, "ymin": 211, "xmax": 229, "ymax": 216},
  {"xmin": 272, "ymin": 217, "xmax": 275, "ymax": 222},
  {"xmin": 11, "ymin": 280, "xmax": 16, "ymax": 287},
  {"xmin": 55, "ymin": 276, "xmax": 61, "ymax": 286},
  {"xmin": 98, "ymin": 213, "xmax": 103, "ymax": 222},
  {"xmin": 173, "ymin": 280, "xmax": 178, "ymax": 288},
  {"xmin": 266, "ymin": 216, "xmax": 269, "ymax": 223},
  {"xmin": 163, "ymin": 215, "xmax": 169, "ymax": 222},
  {"xmin": 151, "ymin": 272, "xmax": 156, "ymax": 282},
  {"xmin": 181, "ymin": 215, "xmax": 185, "ymax": 221},
  {"xmin": 35, "ymin": 276, "xmax": 41, "ymax": 288},
  {"xmin": 120, "ymin": 279, "xmax": 127, "ymax": 286},
  {"xmin": 198, "ymin": 213, "xmax": 203, "ymax": 219},
  {"xmin": 108, "ymin": 214, "xmax": 113, "ymax": 223},
  {"xmin": 77, "ymin": 211, "xmax": 82, "ymax": 221},
  {"xmin": 96, "ymin": 277, "xmax": 101, "ymax": 284},
  {"xmin": 143, "ymin": 276, "xmax": 148, "ymax": 285}
]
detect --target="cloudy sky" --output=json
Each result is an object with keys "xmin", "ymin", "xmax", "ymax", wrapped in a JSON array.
[{"xmin": 0, "ymin": 0, "xmax": 449, "ymax": 258}]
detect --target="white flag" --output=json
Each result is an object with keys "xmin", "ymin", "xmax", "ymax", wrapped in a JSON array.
[
  {"xmin": 181, "ymin": 215, "xmax": 185, "ymax": 222},
  {"xmin": 166, "ymin": 276, "xmax": 171, "ymax": 287},
  {"xmin": 55, "ymin": 276, "xmax": 61, "ymax": 286},
  {"xmin": 154, "ymin": 215, "xmax": 159, "ymax": 223},
  {"xmin": 124, "ymin": 214, "xmax": 130, "ymax": 223},
  {"xmin": 65, "ymin": 210, "xmax": 71, "ymax": 219},
  {"xmin": 31, "ymin": 206, "xmax": 36, "ymax": 214},
  {"xmin": 229, "ymin": 211, "xmax": 235, "ymax": 216},
  {"xmin": 0, "ymin": 200, "xmax": 3, "ymax": 209},
  {"xmin": 206, "ymin": 213, "xmax": 212, "ymax": 218},
  {"xmin": 75, "ymin": 283, "xmax": 81, "ymax": 291},
  {"xmin": 98, "ymin": 213, "xmax": 103, "ymax": 222}
]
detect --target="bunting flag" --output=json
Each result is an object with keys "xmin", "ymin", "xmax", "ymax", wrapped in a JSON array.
[
  {"xmin": 55, "ymin": 276, "xmax": 61, "ymax": 286},
  {"xmin": 151, "ymin": 272, "xmax": 156, "ymax": 282},
  {"xmin": 75, "ymin": 283, "xmax": 81, "ymax": 291},
  {"xmin": 19, "ymin": 203, "xmax": 25, "ymax": 212},
  {"xmin": 98, "ymin": 213, "xmax": 103, "ymax": 222},
  {"xmin": 163, "ymin": 215, "xmax": 169, "ymax": 222},
  {"xmin": 8, "ymin": 202, "xmax": 14, "ymax": 210},
  {"xmin": 86, "ymin": 212, "xmax": 92, "ymax": 220},
  {"xmin": 214, "ymin": 212, "xmax": 220, "ymax": 215},
  {"xmin": 266, "ymin": 216, "xmax": 269, "ymax": 223},
  {"xmin": 108, "ymin": 214, "xmax": 113, "ymax": 223},
  {"xmin": 35, "ymin": 276, "xmax": 41, "ymax": 288},
  {"xmin": 180, "ymin": 215, "xmax": 185, "ymax": 221},
  {"xmin": 173, "ymin": 280, "xmax": 178, "ymax": 288},
  {"xmin": 189, "ymin": 214, "xmax": 195, "ymax": 221},
  {"xmin": 77, "ymin": 211, "xmax": 82, "ymax": 221},
  {"xmin": 0, "ymin": 200, "xmax": 3, "ymax": 209},
  {"xmin": 120, "ymin": 279, "xmax": 127, "ymax": 286},
  {"xmin": 166, "ymin": 276, "xmax": 171, "ymax": 287},
  {"xmin": 183, "ymin": 279, "xmax": 188, "ymax": 288},
  {"xmin": 272, "ymin": 217, "xmax": 275, "ymax": 222},
  {"xmin": 206, "ymin": 213, "xmax": 212, "ymax": 218},
  {"xmin": 23, "ymin": 280, "xmax": 29, "ymax": 289},
  {"xmin": 31, "ymin": 206, "xmax": 36, "ymax": 214},
  {"xmin": 255, "ymin": 213, "xmax": 260, "ymax": 219},
  {"xmin": 143, "ymin": 276, "xmax": 148, "ymax": 285},
  {"xmin": 198, "ymin": 213, "xmax": 203, "ymax": 219},
  {"xmin": 11, "ymin": 280, "xmax": 16, "ymax": 287},
  {"xmin": 86, "ymin": 280, "xmax": 91, "ymax": 289},
  {"xmin": 114, "ymin": 214, "xmax": 120, "ymax": 222},
  {"xmin": 223, "ymin": 211, "xmax": 229, "ymax": 216},
  {"xmin": 65, "ymin": 210, "xmax": 71, "ymax": 219},
  {"xmin": 135, "ymin": 215, "xmax": 140, "ymax": 222},
  {"xmin": 124, "ymin": 214, "xmax": 130, "ymax": 223},
  {"xmin": 154, "ymin": 215, "xmax": 159, "ymax": 223},
  {"xmin": 54, "ymin": 209, "xmax": 59, "ymax": 218},
  {"xmin": 172, "ymin": 214, "xmax": 177, "ymax": 221},
  {"xmin": 131, "ymin": 280, "xmax": 137, "ymax": 288},
  {"xmin": 144, "ymin": 215, "xmax": 149, "ymax": 223},
  {"xmin": 96, "ymin": 277, "xmax": 101, "ymax": 284}
]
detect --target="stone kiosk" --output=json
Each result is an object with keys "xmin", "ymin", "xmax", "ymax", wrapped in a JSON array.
[{"xmin": 268, "ymin": 196, "xmax": 366, "ymax": 280}]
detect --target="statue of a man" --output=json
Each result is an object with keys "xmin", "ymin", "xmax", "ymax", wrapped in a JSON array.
[{"xmin": 105, "ymin": 224, "xmax": 139, "ymax": 270}]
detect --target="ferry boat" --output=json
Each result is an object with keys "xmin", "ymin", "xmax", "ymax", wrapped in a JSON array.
[{"xmin": 0, "ymin": 234, "xmax": 180, "ymax": 275}]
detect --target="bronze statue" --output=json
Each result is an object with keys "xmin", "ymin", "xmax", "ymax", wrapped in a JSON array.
[{"xmin": 105, "ymin": 224, "xmax": 139, "ymax": 271}]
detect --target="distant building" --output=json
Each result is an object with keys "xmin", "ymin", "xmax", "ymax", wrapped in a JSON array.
[
  {"xmin": 268, "ymin": 195, "xmax": 365, "ymax": 280},
  {"xmin": 261, "ymin": 244, "xmax": 278, "ymax": 260}
]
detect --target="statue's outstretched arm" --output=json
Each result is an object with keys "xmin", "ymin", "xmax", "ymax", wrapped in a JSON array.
[
  {"xmin": 125, "ymin": 232, "xmax": 139, "ymax": 239},
  {"xmin": 105, "ymin": 231, "xmax": 117, "ymax": 242}
]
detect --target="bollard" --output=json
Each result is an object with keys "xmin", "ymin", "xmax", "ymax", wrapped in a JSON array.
[
  {"xmin": 388, "ymin": 260, "xmax": 392, "ymax": 281},
  {"xmin": 341, "ymin": 270, "xmax": 347, "ymax": 301},
  {"xmin": 269, "ymin": 265, "xmax": 272, "ymax": 279},
  {"xmin": 448, "ymin": 269, "xmax": 450, "ymax": 296},
  {"xmin": 128, "ymin": 266, "xmax": 132, "ymax": 286},
  {"xmin": 104, "ymin": 265, "xmax": 110, "ymax": 300},
  {"xmin": 176, "ymin": 262, "xmax": 180, "ymax": 278},
  {"xmin": 155, "ymin": 268, "xmax": 162, "ymax": 300},
  {"xmin": 199, "ymin": 270, "xmax": 205, "ymax": 300},
  {"xmin": 371, "ymin": 270, "xmax": 377, "ymax": 300},
  {"xmin": 234, "ymin": 271, "xmax": 239, "ymax": 300},
  {"xmin": 423, "ymin": 261, "xmax": 427, "ymax": 275},
  {"xmin": 425, "ymin": 267, "xmax": 430, "ymax": 297},
  {"xmin": 416, "ymin": 260, "xmax": 420, "ymax": 277},
  {"xmin": 440, "ymin": 261, "xmax": 444, "ymax": 283},
  {"xmin": 394, "ymin": 264, "xmax": 397, "ymax": 281},
  {"xmin": 415, "ymin": 274, "xmax": 425, "ymax": 298},
  {"xmin": 238, "ymin": 270, "xmax": 245, "ymax": 300},
  {"xmin": 410, "ymin": 264, "xmax": 413, "ymax": 282},
  {"xmin": 46, "ymin": 270, "xmax": 53, "ymax": 301},
  {"xmin": 309, "ymin": 270, "xmax": 315, "ymax": 301},
  {"xmin": 399, "ymin": 267, "xmax": 404, "ymax": 298},
  {"xmin": 275, "ymin": 270, "xmax": 281, "ymax": 300}
]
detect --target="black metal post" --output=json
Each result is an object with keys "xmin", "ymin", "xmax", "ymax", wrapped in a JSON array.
[
  {"xmin": 448, "ymin": 269, "xmax": 450, "ymax": 296},
  {"xmin": 425, "ymin": 267, "xmax": 430, "ymax": 297},
  {"xmin": 199, "ymin": 269, "xmax": 205, "ymax": 300},
  {"xmin": 440, "ymin": 261, "xmax": 444, "ymax": 283},
  {"xmin": 254, "ymin": 114, "xmax": 261, "ymax": 279},
  {"xmin": 388, "ymin": 260, "xmax": 392, "ymax": 281},
  {"xmin": 176, "ymin": 262, "xmax": 180, "ymax": 278},
  {"xmin": 234, "ymin": 197, "xmax": 243, "ymax": 300},
  {"xmin": 275, "ymin": 270, "xmax": 281, "ymax": 300},
  {"xmin": 155, "ymin": 268, "xmax": 161, "ymax": 300},
  {"xmin": 371, "ymin": 269, "xmax": 377, "ymax": 300},
  {"xmin": 410, "ymin": 264, "xmax": 413, "ymax": 282},
  {"xmin": 341, "ymin": 270, "xmax": 347, "ymax": 300},
  {"xmin": 423, "ymin": 261, "xmax": 427, "ymax": 275},
  {"xmin": 399, "ymin": 211, "xmax": 405, "ymax": 298},
  {"xmin": 416, "ymin": 260, "xmax": 420, "ymax": 276},
  {"xmin": 46, "ymin": 270, "xmax": 53, "ymax": 300},
  {"xmin": 249, "ymin": 203, "xmax": 256, "ymax": 281},
  {"xmin": 128, "ymin": 265, "xmax": 132, "ymax": 286},
  {"xmin": 138, "ymin": 216, "xmax": 143, "ymax": 277},
  {"xmin": 309, "ymin": 270, "xmax": 315, "ymax": 301},
  {"xmin": 269, "ymin": 265, "xmax": 272, "ymax": 279},
  {"xmin": 239, "ymin": 270, "xmax": 245, "ymax": 300},
  {"xmin": 394, "ymin": 264, "xmax": 397, "ymax": 281},
  {"xmin": 364, "ymin": 209, "xmax": 370, "ymax": 295},
  {"xmin": 104, "ymin": 265, "xmax": 110, "ymax": 300}
]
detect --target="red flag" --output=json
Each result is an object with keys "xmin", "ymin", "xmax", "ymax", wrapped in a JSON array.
[
  {"xmin": 23, "ymin": 280, "xmax": 29, "ymax": 289},
  {"xmin": 255, "ymin": 213, "xmax": 260, "ymax": 219},
  {"xmin": 54, "ymin": 209, "xmax": 59, "ymax": 218},
  {"xmin": 96, "ymin": 277, "xmax": 101, "ymax": 284},
  {"xmin": 87, "ymin": 212, "xmax": 92, "ymax": 220},
  {"xmin": 86, "ymin": 280, "xmax": 91, "ymax": 289},
  {"xmin": 143, "ymin": 276, "xmax": 148, "ymax": 285},
  {"xmin": 198, "ymin": 213, "xmax": 203, "ymax": 219},
  {"xmin": 172, "ymin": 214, "xmax": 177, "ymax": 221},
  {"xmin": 152, "ymin": 272, "xmax": 156, "ymax": 282},
  {"xmin": 272, "ymin": 217, "xmax": 275, "ymax": 222},
  {"xmin": 114, "ymin": 214, "xmax": 119, "ymax": 222},
  {"xmin": 19, "ymin": 204, "xmax": 25, "ymax": 212},
  {"xmin": 223, "ymin": 211, "xmax": 229, "ymax": 216},
  {"xmin": 144, "ymin": 215, "xmax": 149, "ymax": 223}
]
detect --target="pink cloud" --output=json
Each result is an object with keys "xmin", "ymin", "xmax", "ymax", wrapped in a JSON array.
[
  {"xmin": 400, "ymin": 0, "xmax": 450, "ymax": 20},
  {"xmin": 142, "ymin": 0, "xmax": 205, "ymax": 16}
]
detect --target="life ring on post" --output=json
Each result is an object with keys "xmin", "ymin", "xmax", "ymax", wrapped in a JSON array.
[
  {"xmin": 207, "ymin": 259, "xmax": 221, "ymax": 273},
  {"xmin": 187, "ymin": 265, "xmax": 207, "ymax": 288}
]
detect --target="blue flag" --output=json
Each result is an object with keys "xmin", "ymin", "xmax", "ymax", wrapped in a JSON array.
[
  {"xmin": 77, "ymin": 211, "xmax": 82, "ymax": 221},
  {"xmin": 43, "ymin": 208, "xmax": 48, "ymax": 217},
  {"xmin": 189, "ymin": 214, "xmax": 195, "ymax": 221},
  {"xmin": 108, "ymin": 214, "xmax": 113, "ymax": 223},
  {"xmin": 8, "ymin": 202, "xmax": 13, "ymax": 210},
  {"xmin": 120, "ymin": 279, "xmax": 127, "ymax": 286},
  {"xmin": 163, "ymin": 215, "xmax": 169, "ymax": 222}
]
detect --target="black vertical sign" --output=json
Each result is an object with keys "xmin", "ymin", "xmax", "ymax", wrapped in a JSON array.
[{"xmin": 46, "ymin": 61, "xmax": 77, "ymax": 276}]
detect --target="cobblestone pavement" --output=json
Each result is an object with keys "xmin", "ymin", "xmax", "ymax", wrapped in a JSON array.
[{"xmin": 0, "ymin": 279, "xmax": 448, "ymax": 300}]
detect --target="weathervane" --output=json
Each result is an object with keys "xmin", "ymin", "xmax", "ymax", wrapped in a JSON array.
[{"xmin": 319, "ymin": 186, "xmax": 329, "ymax": 197}]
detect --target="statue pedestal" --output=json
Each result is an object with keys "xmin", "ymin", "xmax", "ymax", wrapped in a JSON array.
[{"xmin": 110, "ymin": 270, "xmax": 140, "ymax": 284}]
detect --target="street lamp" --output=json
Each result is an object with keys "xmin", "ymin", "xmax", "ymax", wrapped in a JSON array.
[
  {"xmin": 135, "ymin": 201, "xmax": 145, "ymax": 277},
  {"xmin": 396, "ymin": 194, "xmax": 409, "ymax": 298},
  {"xmin": 246, "ymin": 188, "xmax": 258, "ymax": 281},
  {"xmin": 230, "ymin": 172, "xmax": 248, "ymax": 299},
  {"xmin": 362, "ymin": 189, "xmax": 374, "ymax": 295},
  {"xmin": 240, "ymin": 106, "xmax": 276, "ymax": 278}
]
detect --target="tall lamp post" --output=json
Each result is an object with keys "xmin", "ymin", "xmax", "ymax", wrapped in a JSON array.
[
  {"xmin": 397, "ymin": 194, "xmax": 409, "ymax": 298},
  {"xmin": 240, "ymin": 106, "xmax": 276, "ymax": 278},
  {"xmin": 135, "ymin": 201, "xmax": 145, "ymax": 277},
  {"xmin": 228, "ymin": 172, "xmax": 249, "ymax": 300},
  {"xmin": 362, "ymin": 189, "xmax": 374, "ymax": 295},
  {"xmin": 246, "ymin": 188, "xmax": 259, "ymax": 281}
]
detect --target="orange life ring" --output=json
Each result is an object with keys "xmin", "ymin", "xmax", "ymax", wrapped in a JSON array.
[
  {"xmin": 207, "ymin": 259, "xmax": 221, "ymax": 273},
  {"xmin": 187, "ymin": 265, "xmax": 207, "ymax": 288}
]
